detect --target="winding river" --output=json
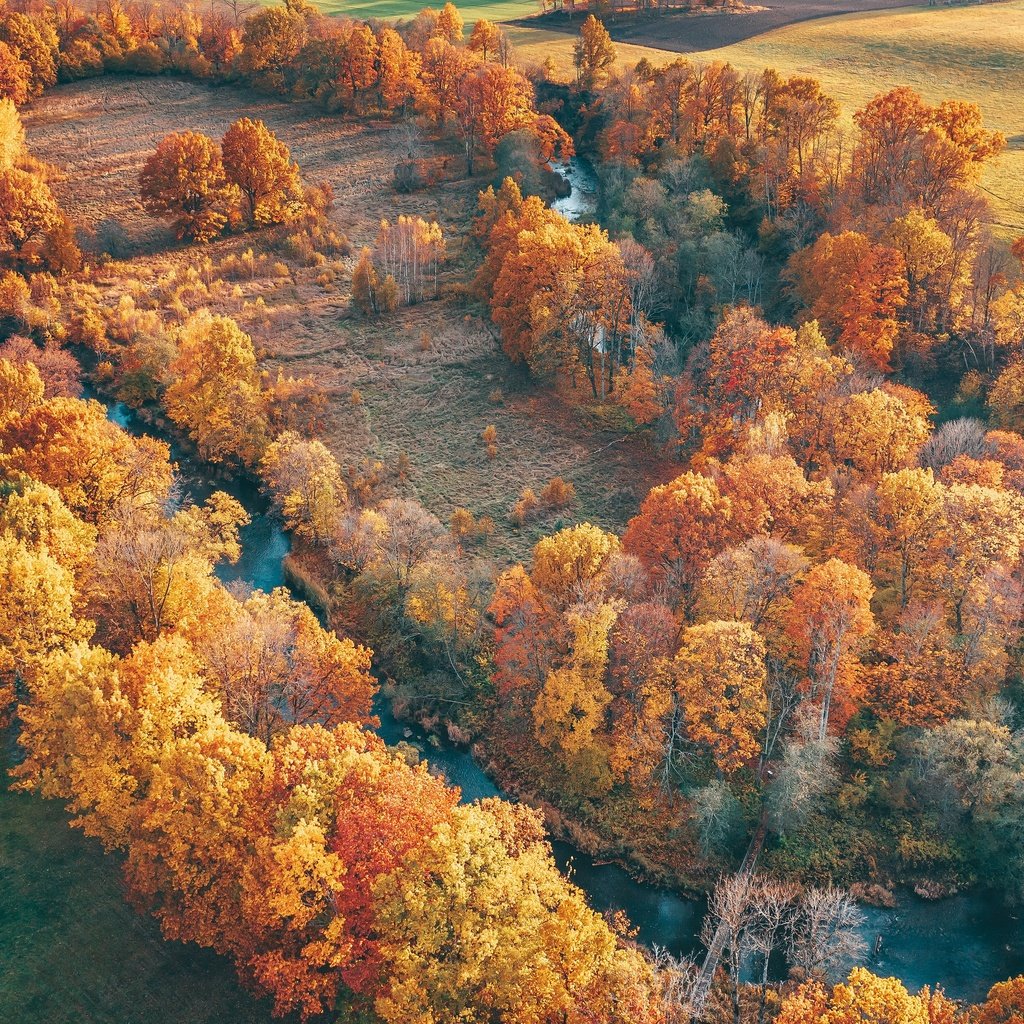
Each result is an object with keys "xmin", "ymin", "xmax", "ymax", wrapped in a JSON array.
[{"xmin": 100, "ymin": 166, "xmax": 1024, "ymax": 999}]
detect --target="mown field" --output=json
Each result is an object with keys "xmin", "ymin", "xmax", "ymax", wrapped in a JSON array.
[
  {"xmin": 508, "ymin": 1, "xmax": 1024, "ymax": 234},
  {"xmin": 0, "ymin": 752, "xmax": 291, "ymax": 1024}
]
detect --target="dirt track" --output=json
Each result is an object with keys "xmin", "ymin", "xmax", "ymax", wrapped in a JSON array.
[{"xmin": 513, "ymin": 0, "xmax": 934, "ymax": 52}]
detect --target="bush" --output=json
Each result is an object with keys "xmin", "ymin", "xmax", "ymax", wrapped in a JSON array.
[{"xmin": 394, "ymin": 159, "xmax": 425, "ymax": 193}]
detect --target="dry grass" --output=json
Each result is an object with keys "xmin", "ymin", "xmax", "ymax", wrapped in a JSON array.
[
  {"xmin": 509, "ymin": 2, "xmax": 1024, "ymax": 234},
  {"xmin": 22, "ymin": 76, "xmax": 672, "ymax": 563}
]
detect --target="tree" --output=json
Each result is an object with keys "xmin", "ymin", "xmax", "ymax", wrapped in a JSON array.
[
  {"xmin": 374, "ymin": 215, "xmax": 445, "ymax": 304},
  {"xmin": 468, "ymin": 18, "xmax": 500, "ymax": 60},
  {"xmin": 221, "ymin": 118, "xmax": 302, "ymax": 227},
  {"xmin": 787, "ymin": 891, "xmax": 867, "ymax": 982},
  {"xmin": 0, "ymin": 533, "xmax": 90, "ymax": 693},
  {"xmin": 351, "ymin": 246, "xmax": 381, "ymax": 314},
  {"xmin": 190, "ymin": 587, "xmax": 376, "ymax": 744},
  {"xmin": 139, "ymin": 132, "xmax": 240, "ymax": 242},
  {"xmin": 975, "ymin": 977, "xmax": 1024, "ymax": 1024},
  {"xmin": 434, "ymin": 1, "xmax": 464, "ymax": 42},
  {"xmin": 0, "ymin": 13, "xmax": 57, "ymax": 97},
  {"xmin": 260, "ymin": 431, "xmax": 345, "ymax": 543},
  {"xmin": 164, "ymin": 312, "xmax": 269, "ymax": 465},
  {"xmin": 673, "ymin": 621, "xmax": 768, "ymax": 773},
  {"xmin": 831, "ymin": 388, "xmax": 931, "ymax": 478},
  {"xmin": 989, "ymin": 361, "xmax": 1024, "ymax": 433},
  {"xmin": 786, "ymin": 559, "xmax": 874, "ymax": 740},
  {"xmin": 0, "ymin": 396, "xmax": 174, "ymax": 525},
  {"xmin": 787, "ymin": 231, "xmax": 908, "ymax": 371},
  {"xmin": 573, "ymin": 15, "xmax": 615, "ymax": 92},
  {"xmin": 0, "ymin": 168, "xmax": 62, "ymax": 258},
  {"xmin": 0, "ymin": 98, "xmax": 24, "ymax": 169},
  {"xmin": 86, "ymin": 494, "xmax": 246, "ymax": 649},
  {"xmin": 0, "ymin": 45, "xmax": 30, "ymax": 107},
  {"xmin": 419, "ymin": 36, "xmax": 468, "ymax": 127},
  {"xmin": 0, "ymin": 480, "xmax": 96, "ymax": 573},
  {"xmin": 623, "ymin": 471, "xmax": 733, "ymax": 620}
]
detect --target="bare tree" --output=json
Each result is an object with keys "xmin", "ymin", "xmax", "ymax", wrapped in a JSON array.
[
  {"xmin": 787, "ymin": 885, "xmax": 866, "ymax": 981},
  {"xmin": 917, "ymin": 416, "xmax": 987, "ymax": 472},
  {"xmin": 747, "ymin": 877, "xmax": 799, "ymax": 1024},
  {"xmin": 701, "ymin": 874, "xmax": 756, "ymax": 1024},
  {"xmin": 768, "ymin": 704, "xmax": 839, "ymax": 830}
]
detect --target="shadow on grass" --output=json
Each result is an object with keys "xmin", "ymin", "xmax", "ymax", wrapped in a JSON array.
[{"xmin": 0, "ymin": 749, "xmax": 306, "ymax": 1024}]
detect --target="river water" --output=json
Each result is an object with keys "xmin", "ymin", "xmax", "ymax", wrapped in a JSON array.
[{"xmin": 99, "ymin": 279, "xmax": 1024, "ymax": 1000}]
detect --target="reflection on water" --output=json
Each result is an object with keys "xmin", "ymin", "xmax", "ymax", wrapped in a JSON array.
[{"xmin": 99, "ymin": 400, "xmax": 1024, "ymax": 1000}]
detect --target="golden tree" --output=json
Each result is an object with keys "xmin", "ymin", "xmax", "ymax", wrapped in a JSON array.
[
  {"xmin": 139, "ymin": 131, "xmax": 240, "ymax": 242},
  {"xmin": 221, "ymin": 117, "xmax": 302, "ymax": 227}
]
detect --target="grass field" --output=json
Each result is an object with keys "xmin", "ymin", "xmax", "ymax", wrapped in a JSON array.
[
  {"xmin": 317, "ymin": 0, "xmax": 534, "ymax": 20},
  {"xmin": 0, "ymin": 749, "xmax": 293, "ymax": 1024},
  {"xmin": 508, "ymin": 2, "xmax": 1024, "ymax": 233}
]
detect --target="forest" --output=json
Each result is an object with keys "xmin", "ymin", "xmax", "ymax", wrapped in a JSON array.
[{"xmin": 2, "ymin": 0, "xmax": 1024, "ymax": 1020}]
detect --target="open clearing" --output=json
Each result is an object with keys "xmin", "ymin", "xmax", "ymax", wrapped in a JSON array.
[
  {"xmin": 509, "ymin": 1, "xmax": 1024, "ymax": 234},
  {"xmin": 22, "ymin": 77, "xmax": 672, "ymax": 563}
]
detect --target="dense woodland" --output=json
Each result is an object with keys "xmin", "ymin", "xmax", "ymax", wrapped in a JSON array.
[{"xmin": 3, "ymin": 0, "xmax": 1024, "ymax": 1019}]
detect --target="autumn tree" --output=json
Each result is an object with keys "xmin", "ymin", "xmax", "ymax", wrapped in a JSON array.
[
  {"xmin": 467, "ymin": 18, "xmax": 500, "ymax": 60},
  {"xmin": 573, "ymin": 15, "xmax": 615, "ymax": 92},
  {"xmin": 139, "ymin": 131, "xmax": 240, "ymax": 242},
  {"xmin": 786, "ymin": 558, "xmax": 874, "ymax": 739},
  {"xmin": 260, "ymin": 431, "xmax": 345, "ymax": 543},
  {"xmin": 86, "ymin": 493, "xmax": 246, "ymax": 649},
  {"xmin": 0, "ymin": 395, "xmax": 173, "ymax": 524},
  {"xmin": 0, "ymin": 48, "xmax": 30, "ymax": 107},
  {"xmin": 374, "ymin": 215, "xmax": 445, "ymax": 304},
  {"xmin": 673, "ymin": 621, "xmax": 768, "ymax": 773},
  {"xmin": 623, "ymin": 470, "xmax": 732, "ymax": 620},
  {"xmin": 0, "ymin": 168, "xmax": 62, "ymax": 259},
  {"xmin": 164, "ymin": 312, "xmax": 269, "ymax": 465},
  {"xmin": 0, "ymin": 13, "xmax": 57, "ymax": 97},
  {"xmin": 187, "ymin": 587, "xmax": 376, "ymax": 743},
  {"xmin": 221, "ymin": 117, "xmax": 302, "ymax": 227},
  {"xmin": 787, "ymin": 231, "xmax": 908, "ymax": 371}
]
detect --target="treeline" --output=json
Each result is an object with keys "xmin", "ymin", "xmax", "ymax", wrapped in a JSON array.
[{"xmin": 0, "ymin": 0, "xmax": 572, "ymax": 183}]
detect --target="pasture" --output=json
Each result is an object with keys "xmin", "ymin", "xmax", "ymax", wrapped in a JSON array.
[{"xmin": 508, "ymin": 1, "xmax": 1024, "ymax": 233}]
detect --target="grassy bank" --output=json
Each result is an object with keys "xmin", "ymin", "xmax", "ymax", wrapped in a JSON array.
[{"xmin": 0, "ymin": 750, "xmax": 295, "ymax": 1024}]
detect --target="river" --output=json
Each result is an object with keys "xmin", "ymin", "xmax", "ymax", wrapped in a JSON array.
[{"xmin": 100, "ymin": 370, "xmax": 1024, "ymax": 1001}]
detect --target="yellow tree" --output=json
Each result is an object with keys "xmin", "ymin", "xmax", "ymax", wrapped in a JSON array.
[
  {"xmin": 467, "ymin": 18, "xmax": 500, "ymax": 60},
  {"xmin": 260, "ymin": 431, "xmax": 345, "ymax": 543},
  {"xmin": 0, "ymin": 533, "xmax": 90, "ymax": 702},
  {"xmin": 164, "ymin": 312, "xmax": 269, "ymax": 466},
  {"xmin": 777, "ymin": 967, "xmax": 957, "ymax": 1024},
  {"xmin": 0, "ymin": 97, "xmax": 25, "ymax": 169},
  {"xmin": 0, "ymin": 480, "xmax": 96, "ymax": 573},
  {"xmin": 831, "ymin": 387, "xmax": 931, "ymax": 478},
  {"xmin": 221, "ymin": 117, "xmax": 302, "ymax": 227},
  {"xmin": 139, "ymin": 131, "xmax": 240, "ymax": 242},
  {"xmin": 0, "ymin": 396, "xmax": 173, "ymax": 524},
  {"xmin": 573, "ymin": 15, "xmax": 615, "ymax": 92},
  {"xmin": 0, "ymin": 167, "xmax": 62, "ymax": 258},
  {"xmin": 672, "ymin": 621, "xmax": 768, "ymax": 773}
]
